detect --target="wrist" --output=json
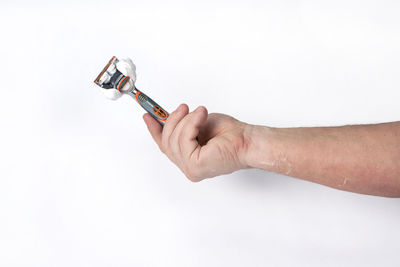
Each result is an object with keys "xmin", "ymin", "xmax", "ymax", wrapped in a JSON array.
[{"xmin": 241, "ymin": 124, "xmax": 275, "ymax": 169}]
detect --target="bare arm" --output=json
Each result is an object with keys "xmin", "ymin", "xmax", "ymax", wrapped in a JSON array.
[
  {"xmin": 143, "ymin": 104, "xmax": 400, "ymax": 197},
  {"xmin": 244, "ymin": 122, "xmax": 400, "ymax": 197}
]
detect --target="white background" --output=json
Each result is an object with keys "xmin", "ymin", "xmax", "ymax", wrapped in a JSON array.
[{"xmin": 1, "ymin": 0, "xmax": 400, "ymax": 266}]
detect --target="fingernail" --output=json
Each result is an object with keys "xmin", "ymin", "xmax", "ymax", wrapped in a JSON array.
[{"xmin": 178, "ymin": 104, "xmax": 188, "ymax": 112}]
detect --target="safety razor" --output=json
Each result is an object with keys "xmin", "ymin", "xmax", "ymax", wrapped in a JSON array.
[{"xmin": 94, "ymin": 56, "xmax": 169, "ymax": 125}]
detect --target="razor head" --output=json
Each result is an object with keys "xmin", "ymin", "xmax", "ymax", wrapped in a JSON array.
[
  {"xmin": 94, "ymin": 56, "xmax": 130, "ymax": 90},
  {"xmin": 94, "ymin": 56, "xmax": 118, "ymax": 87}
]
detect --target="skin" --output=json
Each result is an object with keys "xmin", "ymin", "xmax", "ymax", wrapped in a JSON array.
[{"xmin": 143, "ymin": 104, "xmax": 400, "ymax": 197}]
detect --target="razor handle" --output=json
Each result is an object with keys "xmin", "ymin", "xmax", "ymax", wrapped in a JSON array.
[{"xmin": 133, "ymin": 90, "xmax": 169, "ymax": 125}]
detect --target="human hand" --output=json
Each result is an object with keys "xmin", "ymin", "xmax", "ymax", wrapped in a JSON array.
[{"xmin": 143, "ymin": 104, "xmax": 251, "ymax": 181}]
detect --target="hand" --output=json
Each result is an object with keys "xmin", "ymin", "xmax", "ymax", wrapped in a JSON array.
[{"xmin": 143, "ymin": 104, "xmax": 250, "ymax": 181}]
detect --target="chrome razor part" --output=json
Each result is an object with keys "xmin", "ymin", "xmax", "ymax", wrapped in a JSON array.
[
  {"xmin": 94, "ymin": 56, "xmax": 131, "ymax": 91},
  {"xmin": 94, "ymin": 56, "xmax": 169, "ymax": 125}
]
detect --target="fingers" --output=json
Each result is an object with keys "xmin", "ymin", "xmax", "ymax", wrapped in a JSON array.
[
  {"xmin": 143, "ymin": 113, "xmax": 163, "ymax": 150},
  {"xmin": 182, "ymin": 106, "xmax": 208, "ymax": 141},
  {"xmin": 161, "ymin": 104, "xmax": 189, "ymax": 151},
  {"xmin": 172, "ymin": 106, "xmax": 208, "ymax": 157},
  {"xmin": 143, "ymin": 104, "xmax": 189, "ymax": 152},
  {"xmin": 143, "ymin": 104, "xmax": 209, "ymax": 181}
]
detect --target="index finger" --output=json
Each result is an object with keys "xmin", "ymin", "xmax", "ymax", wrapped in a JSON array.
[{"xmin": 143, "ymin": 113, "xmax": 163, "ymax": 151}]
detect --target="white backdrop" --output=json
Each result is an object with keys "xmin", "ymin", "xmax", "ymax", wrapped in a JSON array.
[{"xmin": 1, "ymin": 0, "xmax": 400, "ymax": 266}]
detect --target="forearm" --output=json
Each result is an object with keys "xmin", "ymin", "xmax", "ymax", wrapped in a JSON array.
[{"xmin": 243, "ymin": 122, "xmax": 400, "ymax": 197}]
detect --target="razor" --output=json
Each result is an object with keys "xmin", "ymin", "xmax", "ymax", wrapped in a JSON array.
[{"xmin": 94, "ymin": 56, "xmax": 169, "ymax": 125}]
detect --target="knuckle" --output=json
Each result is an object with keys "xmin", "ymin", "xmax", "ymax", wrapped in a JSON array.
[
  {"xmin": 184, "ymin": 169, "xmax": 199, "ymax": 182},
  {"xmin": 159, "ymin": 145, "xmax": 166, "ymax": 154},
  {"xmin": 186, "ymin": 174, "xmax": 200, "ymax": 183},
  {"xmin": 183, "ymin": 164, "xmax": 203, "ymax": 182}
]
